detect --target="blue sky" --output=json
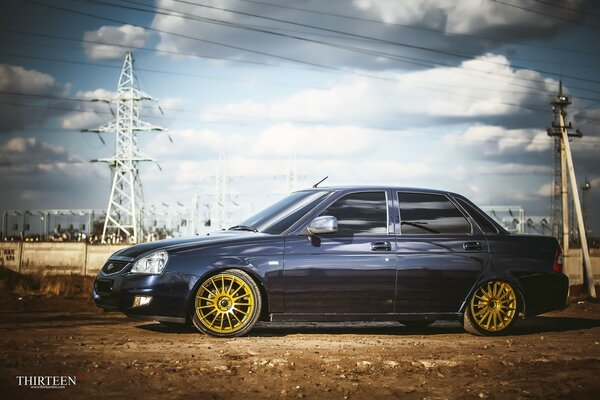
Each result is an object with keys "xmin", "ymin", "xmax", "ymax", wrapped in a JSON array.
[{"xmin": 1, "ymin": 0, "xmax": 599, "ymax": 234}]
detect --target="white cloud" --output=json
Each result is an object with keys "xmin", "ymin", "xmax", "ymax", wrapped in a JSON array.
[
  {"xmin": 353, "ymin": 0, "xmax": 581, "ymax": 35},
  {"xmin": 157, "ymin": 157, "xmax": 432, "ymax": 189},
  {"xmin": 249, "ymin": 124, "xmax": 372, "ymax": 157},
  {"xmin": 0, "ymin": 64, "xmax": 69, "ymax": 131},
  {"xmin": 1, "ymin": 137, "xmax": 65, "ymax": 156},
  {"xmin": 147, "ymin": 123, "xmax": 377, "ymax": 160},
  {"xmin": 536, "ymin": 182, "xmax": 554, "ymax": 197},
  {"xmin": 21, "ymin": 190, "xmax": 40, "ymax": 200},
  {"xmin": 150, "ymin": 0, "xmax": 583, "ymax": 70},
  {"xmin": 61, "ymin": 89, "xmax": 116, "ymax": 130},
  {"xmin": 482, "ymin": 163, "xmax": 552, "ymax": 175},
  {"xmin": 443, "ymin": 124, "xmax": 552, "ymax": 155},
  {"xmin": 0, "ymin": 64, "xmax": 64, "ymax": 95},
  {"xmin": 146, "ymin": 128, "xmax": 249, "ymax": 158},
  {"xmin": 83, "ymin": 25, "xmax": 150, "ymax": 60},
  {"xmin": 200, "ymin": 54, "xmax": 556, "ymax": 126}
]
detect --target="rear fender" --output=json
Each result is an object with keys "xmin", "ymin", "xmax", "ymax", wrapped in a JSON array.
[{"xmin": 458, "ymin": 273, "xmax": 527, "ymax": 317}]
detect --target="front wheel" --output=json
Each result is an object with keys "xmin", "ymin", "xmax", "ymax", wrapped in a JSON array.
[
  {"xmin": 191, "ymin": 269, "xmax": 262, "ymax": 337},
  {"xmin": 464, "ymin": 280, "xmax": 519, "ymax": 336}
]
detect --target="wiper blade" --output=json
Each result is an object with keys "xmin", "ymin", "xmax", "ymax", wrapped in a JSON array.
[{"xmin": 228, "ymin": 225, "xmax": 258, "ymax": 232}]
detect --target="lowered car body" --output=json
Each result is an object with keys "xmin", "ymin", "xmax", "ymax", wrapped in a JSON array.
[{"xmin": 93, "ymin": 186, "xmax": 568, "ymax": 337}]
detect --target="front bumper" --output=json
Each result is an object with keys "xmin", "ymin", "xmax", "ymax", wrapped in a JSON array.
[{"xmin": 93, "ymin": 267, "xmax": 200, "ymax": 321}]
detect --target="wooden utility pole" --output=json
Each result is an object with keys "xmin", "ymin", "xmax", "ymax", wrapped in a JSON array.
[{"xmin": 548, "ymin": 82, "xmax": 596, "ymax": 298}]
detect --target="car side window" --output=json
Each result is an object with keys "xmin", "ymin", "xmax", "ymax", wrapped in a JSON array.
[
  {"xmin": 320, "ymin": 191, "xmax": 388, "ymax": 236},
  {"xmin": 398, "ymin": 192, "xmax": 471, "ymax": 235}
]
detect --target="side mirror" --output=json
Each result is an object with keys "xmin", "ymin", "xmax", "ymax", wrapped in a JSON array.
[{"xmin": 307, "ymin": 216, "xmax": 338, "ymax": 235}]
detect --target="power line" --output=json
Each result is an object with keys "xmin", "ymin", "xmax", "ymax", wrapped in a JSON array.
[
  {"xmin": 8, "ymin": 48, "xmax": 600, "ymax": 123},
  {"xmin": 5, "ymin": 23, "xmax": 600, "ymax": 103},
  {"xmin": 529, "ymin": 0, "xmax": 600, "ymax": 19},
  {"xmin": 24, "ymin": 0, "xmax": 600, "ymax": 101},
  {"xmin": 0, "ymin": 28, "xmax": 308, "ymax": 70},
  {"xmin": 58, "ymin": 0, "xmax": 600, "ymax": 89},
  {"xmin": 12, "ymin": 0, "xmax": 600, "ymax": 119},
  {"xmin": 157, "ymin": 0, "xmax": 600, "ymax": 86},
  {"xmin": 6, "ymin": 26, "xmax": 600, "ymax": 101},
  {"xmin": 112, "ymin": 0, "xmax": 600, "ymax": 95},
  {"xmin": 490, "ymin": 0, "xmax": 600, "ymax": 30},
  {"xmin": 0, "ymin": 47, "xmax": 327, "ymax": 90},
  {"xmin": 232, "ymin": 0, "xmax": 600, "ymax": 57},
  {"xmin": 23, "ymin": 0, "xmax": 334, "ymax": 70}
]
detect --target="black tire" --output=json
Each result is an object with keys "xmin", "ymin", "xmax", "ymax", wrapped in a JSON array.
[
  {"xmin": 400, "ymin": 320, "xmax": 435, "ymax": 329},
  {"xmin": 464, "ymin": 280, "xmax": 520, "ymax": 336},
  {"xmin": 191, "ymin": 269, "xmax": 262, "ymax": 338}
]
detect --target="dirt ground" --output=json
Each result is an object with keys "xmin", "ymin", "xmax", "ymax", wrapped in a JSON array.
[{"xmin": 1, "ymin": 277, "xmax": 600, "ymax": 399}]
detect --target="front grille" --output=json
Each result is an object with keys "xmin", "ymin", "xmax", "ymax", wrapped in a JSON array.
[
  {"xmin": 95, "ymin": 279, "xmax": 112, "ymax": 294},
  {"xmin": 96, "ymin": 295, "xmax": 117, "ymax": 309},
  {"xmin": 101, "ymin": 260, "xmax": 129, "ymax": 275}
]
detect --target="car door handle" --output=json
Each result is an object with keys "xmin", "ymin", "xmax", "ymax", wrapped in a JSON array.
[
  {"xmin": 371, "ymin": 241, "xmax": 392, "ymax": 251},
  {"xmin": 463, "ymin": 241, "xmax": 482, "ymax": 251}
]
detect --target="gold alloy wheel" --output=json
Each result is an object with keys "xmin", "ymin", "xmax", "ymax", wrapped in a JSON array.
[
  {"xmin": 469, "ymin": 281, "xmax": 517, "ymax": 333},
  {"xmin": 194, "ymin": 272, "xmax": 257, "ymax": 335}
]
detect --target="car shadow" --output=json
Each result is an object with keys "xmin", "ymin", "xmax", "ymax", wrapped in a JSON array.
[
  {"xmin": 134, "ymin": 316, "xmax": 600, "ymax": 336},
  {"xmin": 136, "ymin": 322, "xmax": 197, "ymax": 334},
  {"xmin": 511, "ymin": 316, "xmax": 600, "ymax": 335},
  {"xmin": 250, "ymin": 322, "xmax": 465, "ymax": 336}
]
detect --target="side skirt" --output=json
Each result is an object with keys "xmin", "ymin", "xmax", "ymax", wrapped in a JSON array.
[{"xmin": 269, "ymin": 313, "xmax": 461, "ymax": 323}]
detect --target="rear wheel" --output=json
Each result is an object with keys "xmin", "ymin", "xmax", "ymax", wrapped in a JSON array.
[
  {"xmin": 191, "ymin": 269, "xmax": 261, "ymax": 337},
  {"xmin": 464, "ymin": 280, "xmax": 519, "ymax": 336}
]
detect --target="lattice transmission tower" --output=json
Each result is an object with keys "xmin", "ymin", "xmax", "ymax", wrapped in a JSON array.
[{"xmin": 85, "ymin": 52, "xmax": 164, "ymax": 244}]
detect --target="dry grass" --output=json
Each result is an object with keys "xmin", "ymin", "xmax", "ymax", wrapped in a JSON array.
[{"xmin": 0, "ymin": 267, "xmax": 93, "ymax": 297}]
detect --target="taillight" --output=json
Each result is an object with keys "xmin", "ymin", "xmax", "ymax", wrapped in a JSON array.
[{"xmin": 553, "ymin": 249, "xmax": 563, "ymax": 273}]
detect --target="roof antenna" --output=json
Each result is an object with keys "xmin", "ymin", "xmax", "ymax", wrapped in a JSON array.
[{"xmin": 313, "ymin": 176, "xmax": 328, "ymax": 188}]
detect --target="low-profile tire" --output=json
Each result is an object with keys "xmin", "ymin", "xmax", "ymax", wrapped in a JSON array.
[
  {"xmin": 191, "ymin": 269, "xmax": 262, "ymax": 338},
  {"xmin": 400, "ymin": 320, "xmax": 435, "ymax": 329},
  {"xmin": 464, "ymin": 280, "xmax": 520, "ymax": 336}
]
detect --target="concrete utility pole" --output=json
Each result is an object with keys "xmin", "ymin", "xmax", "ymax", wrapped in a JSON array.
[
  {"xmin": 547, "ymin": 82, "xmax": 596, "ymax": 298},
  {"xmin": 84, "ymin": 52, "xmax": 165, "ymax": 244}
]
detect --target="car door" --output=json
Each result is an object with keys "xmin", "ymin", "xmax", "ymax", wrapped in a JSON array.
[
  {"xmin": 283, "ymin": 190, "xmax": 397, "ymax": 315},
  {"xmin": 395, "ymin": 191, "xmax": 488, "ymax": 313}
]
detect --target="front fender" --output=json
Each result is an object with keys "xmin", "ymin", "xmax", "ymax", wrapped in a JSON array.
[{"xmin": 167, "ymin": 237, "xmax": 285, "ymax": 317}]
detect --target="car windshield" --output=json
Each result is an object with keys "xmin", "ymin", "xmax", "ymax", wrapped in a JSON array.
[{"xmin": 235, "ymin": 190, "xmax": 331, "ymax": 235}]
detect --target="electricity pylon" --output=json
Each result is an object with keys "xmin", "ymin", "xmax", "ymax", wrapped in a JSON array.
[{"xmin": 84, "ymin": 52, "xmax": 165, "ymax": 244}]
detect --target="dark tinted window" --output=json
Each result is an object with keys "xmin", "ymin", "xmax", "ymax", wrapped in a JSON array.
[
  {"xmin": 455, "ymin": 197, "xmax": 499, "ymax": 235},
  {"xmin": 320, "ymin": 192, "xmax": 388, "ymax": 236},
  {"xmin": 240, "ymin": 190, "xmax": 331, "ymax": 234},
  {"xmin": 398, "ymin": 192, "xmax": 471, "ymax": 235}
]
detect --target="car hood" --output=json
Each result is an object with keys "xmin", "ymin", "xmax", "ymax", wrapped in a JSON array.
[{"xmin": 112, "ymin": 231, "xmax": 268, "ymax": 259}]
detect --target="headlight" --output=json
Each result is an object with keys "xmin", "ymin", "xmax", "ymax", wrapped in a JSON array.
[{"xmin": 130, "ymin": 250, "xmax": 168, "ymax": 274}]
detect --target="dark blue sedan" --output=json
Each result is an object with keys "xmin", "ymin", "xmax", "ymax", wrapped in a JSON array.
[{"xmin": 93, "ymin": 186, "xmax": 568, "ymax": 337}]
